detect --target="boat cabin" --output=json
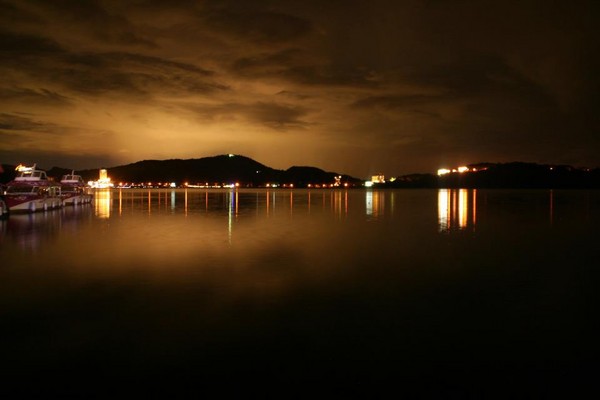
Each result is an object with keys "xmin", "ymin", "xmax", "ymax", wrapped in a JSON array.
[{"xmin": 14, "ymin": 164, "xmax": 49, "ymax": 182}]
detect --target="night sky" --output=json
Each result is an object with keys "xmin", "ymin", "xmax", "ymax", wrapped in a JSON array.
[{"xmin": 1, "ymin": 0, "xmax": 598, "ymax": 178}]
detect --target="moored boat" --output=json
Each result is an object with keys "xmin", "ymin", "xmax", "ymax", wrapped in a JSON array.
[
  {"xmin": 4, "ymin": 164, "xmax": 63, "ymax": 213},
  {"xmin": 60, "ymin": 170, "xmax": 93, "ymax": 205}
]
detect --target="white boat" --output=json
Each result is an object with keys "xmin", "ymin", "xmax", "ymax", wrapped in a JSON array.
[
  {"xmin": 4, "ymin": 164, "xmax": 63, "ymax": 213},
  {"xmin": 60, "ymin": 170, "xmax": 93, "ymax": 205}
]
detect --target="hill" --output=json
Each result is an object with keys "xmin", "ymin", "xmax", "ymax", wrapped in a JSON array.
[
  {"xmin": 380, "ymin": 162, "xmax": 600, "ymax": 189},
  {"xmin": 1, "ymin": 155, "xmax": 361, "ymax": 187}
]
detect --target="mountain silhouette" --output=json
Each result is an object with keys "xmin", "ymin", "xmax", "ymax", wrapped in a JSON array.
[{"xmin": 41, "ymin": 154, "xmax": 361, "ymax": 187}]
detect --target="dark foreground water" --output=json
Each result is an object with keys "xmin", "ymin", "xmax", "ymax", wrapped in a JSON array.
[{"xmin": 1, "ymin": 189, "xmax": 598, "ymax": 397}]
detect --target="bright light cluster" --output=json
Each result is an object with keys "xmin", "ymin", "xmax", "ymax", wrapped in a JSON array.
[
  {"xmin": 15, "ymin": 164, "xmax": 35, "ymax": 172},
  {"xmin": 371, "ymin": 174, "xmax": 385, "ymax": 184},
  {"xmin": 437, "ymin": 166, "xmax": 473, "ymax": 176},
  {"xmin": 88, "ymin": 168, "xmax": 114, "ymax": 188}
]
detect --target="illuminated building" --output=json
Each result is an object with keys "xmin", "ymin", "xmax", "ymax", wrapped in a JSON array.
[
  {"xmin": 371, "ymin": 174, "xmax": 385, "ymax": 183},
  {"xmin": 88, "ymin": 168, "xmax": 114, "ymax": 188}
]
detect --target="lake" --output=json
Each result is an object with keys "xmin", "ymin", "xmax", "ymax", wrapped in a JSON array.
[{"xmin": 1, "ymin": 188, "xmax": 598, "ymax": 397}]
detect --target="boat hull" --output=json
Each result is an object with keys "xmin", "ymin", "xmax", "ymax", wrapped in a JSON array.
[
  {"xmin": 4, "ymin": 194, "xmax": 63, "ymax": 213},
  {"xmin": 62, "ymin": 193, "xmax": 93, "ymax": 205}
]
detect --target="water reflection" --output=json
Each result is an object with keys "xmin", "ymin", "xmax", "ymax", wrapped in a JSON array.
[
  {"xmin": 335, "ymin": 190, "xmax": 348, "ymax": 218},
  {"xmin": 4, "ymin": 189, "xmax": 588, "ymax": 253},
  {"xmin": 0, "ymin": 213, "xmax": 52, "ymax": 251},
  {"xmin": 95, "ymin": 188, "xmax": 112, "ymax": 218},
  {"xmin": 365, "ymin": 190, "xmax": 384, "ymax": 217},
  {"xmin": 3, "ymin": 188, "xmax": 568, "ymax": 246},
  {"xmin": 228, "ymin": 190, "xmax": 237, "ymax": 244},
  {"xmin": 0, "ymin": 205, "xmax": 93, "ymax": 252},
  {"xmin": 438, "ymin": 189, "xmax": 477, "ymax": 232}
]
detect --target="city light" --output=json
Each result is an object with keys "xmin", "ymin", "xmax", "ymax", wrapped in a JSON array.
[
  {"xmin": 371, "ymin": 174, "xmax": 385, "ymax": 183},
  {"xmin": 438, "ymin": 166, "xmax": 472, "ymax": 176},
  {"xmin": 88, "ymin": 169, "xmax": 114, "ymax": 188}
]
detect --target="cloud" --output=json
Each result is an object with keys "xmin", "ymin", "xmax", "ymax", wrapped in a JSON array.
[
  {"xmin": 17, "ymin": 0, "xmax": 156, "ymax": 48},
  {"xmin": 0, "ymin": 87, "xmax": 72, "ymax": 106},
  {"xmin": 243, "ymin": 101, "xmax": 310, "ymax": 129},
  {"xmin": 0, "ymin": 112, "xmax": 53, "ymax": 131},
  {"xmin": 232, "ymin": 48, "xmax": 303, "ymax": 77},
  {"xmin": 0, "ymin": 29, "xmax": 227, "ymax": 100},
  {"xmin": 352, "ymin": 94, "xmax": 444, "ymax": 110},
  {"xmin": 187, "ymin": 101, "xmax": 310, "ymax": 130},
  {"xmin": 59, "ymin": 52, "xmax": 227, "ymax": 97},
  {"xmin": 0, "ymin": 29, "xmax": 63, "ymax": 58},
  {"xmin": 205, "ymin": 8, "xmax": 313, "ymax": 44}
]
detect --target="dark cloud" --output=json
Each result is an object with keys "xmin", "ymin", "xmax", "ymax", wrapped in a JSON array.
[
  {"xmin": 188, "ymin": 101, "xmax": 310, "ymax": 130},
  {"xmin": 231, "ymin": 48, "xmax": 380, "ymax": 88},
  {"xmin": 0, "ymin": 112, "xmax": 52, "ymax": 131},
  {"xmin": 276, "ymin": 90, "xmax": 313, "ymax": 101},
  {"xmin": 23, "ymin": 0, "xmax": 156, "ymax": 48},
  {"xmin": 56, "ymin": 52, "xmax": 226, "ymax": 97},
  {"xmin": 232, "ymin": 49, "xmax": 303, "ymax": 76},
  {"xmin": 205, "ymin": 9, "xmax": 313, "ymax": 44},
  {"xmin": 243, "ymin": 101, "xmax": 309, "ymax": 129},
  {"xmin": 0, "ymin": 30, "xmax": 63, "ymax": 55},
  {"xmin": 282, "ymin": 65, "xmax": 380, "ymax": 88},
  {"xmin": 352, "ymin": 94, "xmax": 445, "ymax": 110},
  {"xmin": 0, "ymin": 29, "xmax": 226, "ymax": 99},
  {"xmin": 0, "ymin": 0, "xmax": 43, "ymax": 30},
  {"xmin": 0, "ymin": 87, "xmax": 72, "ymax": 106}
]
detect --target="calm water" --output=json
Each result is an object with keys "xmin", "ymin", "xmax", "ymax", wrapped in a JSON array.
[{"xmin": 1, "ymin": 188, "xmax": 598, "ymax": 397}]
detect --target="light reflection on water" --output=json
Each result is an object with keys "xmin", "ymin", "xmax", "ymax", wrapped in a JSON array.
[
  {"xmin": 0, "ymin": 188, "xmax": 598, "ymax": 396},
  {"xmin": 438, "ymin": 188, "xmax": 477, "ymax": 232},
  {"xmin": 365, "ymin": 190, "xmax": 384, "ymax": 217},
  {"xmin": 95, "ymin": 188, "xmax": 111, "ymax": 218}
]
